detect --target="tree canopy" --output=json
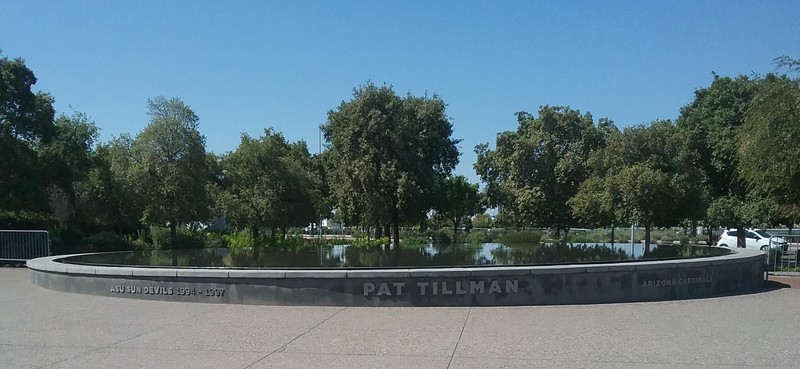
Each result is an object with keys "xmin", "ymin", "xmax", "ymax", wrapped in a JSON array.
[
  {"xmin": 475, "ymin": 106, "xmax": 612, "ymax": 238},
  {"xmin": 322, "ymin": 83, "xmax": 460, "ymax": 247}
]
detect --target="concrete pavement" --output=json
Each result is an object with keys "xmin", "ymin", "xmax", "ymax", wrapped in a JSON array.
[{"xmin": 2, "ymin": 268, "xmax": 799, "ymax": 369}]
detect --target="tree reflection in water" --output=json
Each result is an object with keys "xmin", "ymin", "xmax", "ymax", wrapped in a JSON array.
[{"xmin": 61, "ymin": 242, "xmax": 730, "ymax": 268}]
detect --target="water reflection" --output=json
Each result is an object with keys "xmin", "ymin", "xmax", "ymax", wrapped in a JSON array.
[{"xmin": 60, "ymin": 242, "xmax": 731, "ymax": 269}]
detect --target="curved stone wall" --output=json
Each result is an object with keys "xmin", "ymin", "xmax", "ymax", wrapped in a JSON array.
[{"xmin": 27, "ymin": 248, "xmax": 766, "ymax": 306}]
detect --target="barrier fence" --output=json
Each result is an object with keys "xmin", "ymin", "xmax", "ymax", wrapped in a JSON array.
[
  {"xmin": 0, "ymin": 230, "xmax": 51, "ymax": 261},
  {"xmin": 767, "ymin": 234, "xmax": 800, "ymax": 275}
]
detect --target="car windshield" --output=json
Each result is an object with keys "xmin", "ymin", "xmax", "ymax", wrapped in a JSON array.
[{"xmin": 754, "ymin": 230, "xmax": 772, "ymax": 238}]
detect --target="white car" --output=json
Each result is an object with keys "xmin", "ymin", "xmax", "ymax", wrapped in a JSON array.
[{"xmin": 716, "ymin": 229, "xmax": 788, "ymax": 252}]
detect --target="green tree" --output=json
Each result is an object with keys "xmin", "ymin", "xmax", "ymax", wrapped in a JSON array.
[
  {"xmin": 75, "ymin": 134, "xmax": 143, "ymax": 235},
  {"xmin": 475, "ymin": 106, "xmax": 611, "ymax": 238},
  {"xmin": 676, "ymin": 75, "xmax": 758, "ymax": 246},
  {"xmin": 0, "ymin": 52, "xmax": 56, "ymax": 212},
  {"xmin": 38, "ymin": 112, "xmax": 99, "ymax": 225},
  {"xmin": 130, "ymin": 97, "xmax": 210, "ymax": 243},
  {"xmin": 433, "ymin": 175, "xmax": 484, "ymax": 236},
  {"xmin": 322, "ymin": 83, "xmax": 460, "ymax": 247},
  {"xmin": 573, "ymin": 121, "xmax": 705, "ymax": 252},
  {"xmin": 217, "ymin": 129, "xmax": 317, "ymax": 239},
  {"xmin": 472, "ymin": 213, "xmax": 494, "ymax": 229},
  {"xmin": 738, "ymin": 74, "xmax": 800, "ymax": 226}
]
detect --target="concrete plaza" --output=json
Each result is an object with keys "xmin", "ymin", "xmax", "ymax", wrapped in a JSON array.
[{"xmin": 1, "ymin": 268, "xmax": 799, "ymax": 369}]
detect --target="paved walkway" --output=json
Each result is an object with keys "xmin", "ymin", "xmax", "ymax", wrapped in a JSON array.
[{"xmin": 2, "ymin": 268, "xmax": 799, "ymax": 369}]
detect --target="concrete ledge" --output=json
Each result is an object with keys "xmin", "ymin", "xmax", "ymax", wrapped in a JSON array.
[
  {"xmin": 409, "ymin": 268, "xmax": 471, "ymax": 278},
  {"xmin": 132, "ymin": 268, "xmax": 179, "ymax": 277},
  {"xmin": 529, "ymin": 265, "xmax": 586, "ymax": 274},
  {"xmin": 468, "ymin": 267, "xmax": 532, "ymax": 277},
  {"xmin": 347, "ymin": 269, "xmax": 411, "ymax": 278},
  {"xmin": 284, "ymin": 270, "xmax": 347, "ymax": 279},
  {"xmin": 177, "ymin": 269, "xmax": 228, "ymax": 278},
  {"xmin": 26, "ymin": 248, "xmax": 767, "ymax": 306},
  {"xmin": 228, "ymin": 270, "xmax": 286, "ymax": 279}
]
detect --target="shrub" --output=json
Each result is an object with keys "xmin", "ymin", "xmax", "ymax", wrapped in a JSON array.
[
  {"xmin": 466, "ymin": 230, "xmax": 503, "ymax": 244},
  {"xmin": 350, "ymin": 236, "xmax": 390, "ymax": 248},
  {"xmin": 77, "ymin": 232, "xmax": 132, "ymax": 253},
  {"xmin": 400, "ymin": 229, "xmax": 429, "ymax": 246},
  {"xmin": 500, "ymin": 230, "xmax": 542, "ymax": 244},
  {"xmin": 204, "ymin": 232, "xmax": 227, "ymax": 248},
  {"xmin": 224, "ymin": 231, "xmax": 256, "ymax": 248},
  {"xmin": 430, "ymin": 228, "xmax": 454, "ymax": 244}
]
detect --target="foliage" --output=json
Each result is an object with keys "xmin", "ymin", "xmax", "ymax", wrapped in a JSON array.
[
  {"xmin": 0, "ymin": 52, "xmax": 57, "ymax": 212},
  {"xmin": 738, "ymin": 75, "xmax": 800, "ymax": 217},
  {"xmin": 475, "ymin": 106, "xmax": 613, "ymax": 237},
  {"xmin": 466, "ymin": 229, "xmax": 503, "ymax": 244},
  {"xmin": 322, "ymin": 83, "xmax": 460, "ymax": 247},
  {"xmin": 571, "ymin": 120, "xmax": 706, "ymax": 251},
  {"xmin": 216, "ymin": 129, "xmax": 317, "ymax": 238},
  {"xmin": 432, "ymin": 175, "xmax": 484, "ymax": 236},
  {"xmin": 129, "ymin": 97, "xmax": 211, "ymax": 240},
  {"xmin": 77, "ymin": 231, "xmax": 132, "ymax": 253},
  {"xmin": 472, "ymin": 213, "xmax": 494, "ymax": 229},
  {"xmin": 499, "ymin": 230, "xmax": 542, "ymax": 244},
  {"xmin": 350, "ymin": 236, "xmax": 391, "ymax": 248}
]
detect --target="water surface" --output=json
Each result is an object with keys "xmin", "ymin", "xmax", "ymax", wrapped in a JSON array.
[{"xmin": 59, "ymin": 242, "xmax": 731, "ymax": 269}]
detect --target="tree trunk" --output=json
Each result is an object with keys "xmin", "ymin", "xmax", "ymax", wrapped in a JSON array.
[
  {"xmin": 390, "ymin": 208, "xmax": 401, "ymax": 249},
  {"xmin": 169, "ymin": 222, "xmax": 177, "ymax": 247},
  {"xmin": 737, "ymin": 225, "xmax": 746, "ymax": 248},
  {"xmin": 610, "ymin": 225, "xmax": 615, "ymax": 245},
  {"xmin": 707, "ymin": 228, "xmax": 713, "ymax": 246},
  {"xmin": 644, "ymin": 225, "xmax": 651, "ymax": 254},
  {"xmin": 393, "ymin": 222, "xmax": 400, "ymax": 249},
  {"xmin": 252, "ymin": 226, "xmax": 259, "ymax": 239},
  {"xmin": 453, "ymin": 218, "xmax": 459, "ymax": 241}
]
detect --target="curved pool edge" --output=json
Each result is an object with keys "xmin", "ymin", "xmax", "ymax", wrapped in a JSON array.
[{"xmin": 27, "ymin": 248, "xmax": 767, "ymax": 306}]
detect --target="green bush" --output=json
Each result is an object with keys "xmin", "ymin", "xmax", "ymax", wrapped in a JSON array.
[
  {"xmin": 350, "ymin": 236, "xmax": 390, "ymax": 248},
  {"xmin": 77, "ymin": 232, "xmax": 132, "ymax": 253},
  {"xmin": 466, "ymin": 230, "xmax": 503, "ymax": 244},
  {"xmin": 149, "ymin": 227, "xmax": 171, "ymax": 249},
  {"xmin": 0, "ymin": 211, "xmax": 55, "ymax": 230},
  {"xmin": 400, "ymin": 229, "xmax": 429, "ymax": 246},
  {"xmin": 224, "ymin": 231, "xmax": 256, "ymax": 248},
  {"xmin": 49, "ymin": 227, "xmax": 85, "ymax": 254},
  {"xmin": 423, "ymin": 228, "xmax": 453, "ymax": 244},
  {"xmin": 500, "ymin": 230, "xmax": 542, "ymax": 244},
  {"xmin": 204, "ymin": 232, "xmax": 227, "ymax": 248}
]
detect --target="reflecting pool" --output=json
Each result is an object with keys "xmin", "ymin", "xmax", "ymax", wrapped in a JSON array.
[{"xmin": 58, "ymin": 242, "xmax": 731, "ymax": 269}]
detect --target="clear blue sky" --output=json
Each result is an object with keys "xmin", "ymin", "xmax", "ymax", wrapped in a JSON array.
[{"xmin": 2, "ymin": 1, "xmax": 798, "ymax": 183}]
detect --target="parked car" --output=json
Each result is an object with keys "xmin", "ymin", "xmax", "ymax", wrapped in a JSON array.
[{"xmin": 716, "ymin": 228, "xmax": 788, "ymax": 252}]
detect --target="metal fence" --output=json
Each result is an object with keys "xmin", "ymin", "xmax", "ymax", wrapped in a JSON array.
[
  {"xmin": 766, "ymin": 234, "xmax": 800, "ymax": 275},
  {"xmin": 0, "ymin": 230, "xmax": 51, "ymax": 261}
]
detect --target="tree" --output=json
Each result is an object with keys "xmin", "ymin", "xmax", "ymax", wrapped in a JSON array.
[
  {"xmin": 0, "ymin": 52, "xmax": 56, "ymax": 212},
  {"xmin": 322, "ymin": 83, "xmax": 460, "ymax": 247},
  {"xmin": 129, "ymin": 97, "xmax": 210, "ymax": 243},
  {"xmin": 217, "ymin": 129, "xmax": 317, "ymax": 239},
  {"xmin": 676, "ymin": 75, "xmax": 758, "ymax": 246},
  {"xmin": 475, "ymin": 106, "xmax": 611, "ymax": 238},
  {"xmin": 738, "ymin": 74, "xmax": 800, "ymax": 225},
  {"xmin": 572, "ymin": 121, "xmax": 705, "ymax": 252},
  {"xmin": 74, "ymin": 134, "xmax": 144, "ymax": 235},
  {"xmin": 433, "ymin": 175, "xmax": 484, "ymax": 236},
  {"xmin": 36, "ymin": 112, "xmax": 99, "ymax": 226}
]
